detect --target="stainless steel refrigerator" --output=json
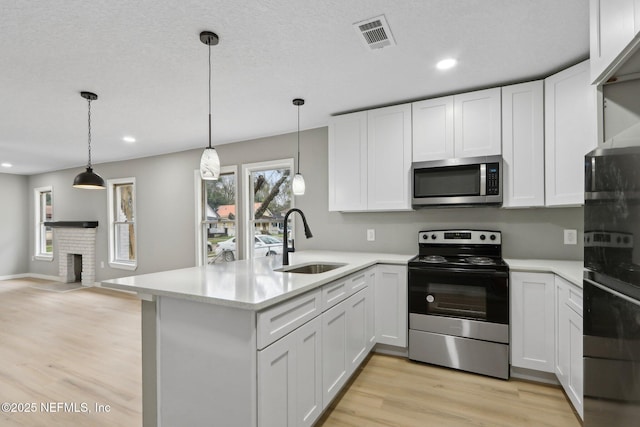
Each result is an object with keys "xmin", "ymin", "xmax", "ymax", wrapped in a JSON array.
[{"xmin": 584, "ymin": 144, "xmax": 640, "ymax": 426}]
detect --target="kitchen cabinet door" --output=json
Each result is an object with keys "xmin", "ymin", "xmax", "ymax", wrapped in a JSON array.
[
  {"xmin": 555, "ymin": 275, "xmax": 584, "ymax": 419},
  {"xmin": 511, "ymin": 272, "xmax": 555, "ymax": 373},
  {"xmin": 589, "ymin": 0, "xmax": 638, "ymax": 84},
  {"xmin": 544, "ymin": 60, "xmax": 597, "ymax": 207},
  {"xmin": 566, "ymin": 304, "xmax": 584, "ymax": 419},
  {"xmin": 258, "ymin": 316, "xmax": 322, "ymax": 427},
  {"xmin": 453, "ymin": 87, "xmax": 502, "ymax": 158},
  {"xmin": 555, "ymin": 277, "xmax": 569, "ymax": 386},
  {"xmin": 328, "ymin": 112, "xmax": 367, "ymax": 211},
  {"xmin": 365, "ymin": 268, "xmax": 376, "ymax": 352},
  {"xmin": 322, "ymin": 298, "xmax": 349, "ymax": 408},
  {"xmin": 367, "ymin": 103, "xmax": 412, "ymax": 211},
  {"xmin": 375, "ymin": 264, "xmax": 408, "ymax": 348},
  {"xmin": 501, "ymin": 81, "xmax": 545, "ymax": 208},
  {"xmin": 346, "ymin": 288, "xmax": 370, "ymax": 376},
  {"xmin": 412, "ymin": 96, "xmax": 455, "ymax": 162}
]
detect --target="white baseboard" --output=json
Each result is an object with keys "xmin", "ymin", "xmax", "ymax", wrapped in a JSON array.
[
  {"xmin": 0, "ymin": 273, "xmax": 62, "ymax": 282},
  {"xmin": 0, "ymin": 273, "xmax": 28, "ymax": 281}
]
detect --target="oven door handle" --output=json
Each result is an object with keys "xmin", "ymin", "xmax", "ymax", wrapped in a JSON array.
[{"xmin": 409, "ymin": 267, "xmax": 509, "ymax": 277}]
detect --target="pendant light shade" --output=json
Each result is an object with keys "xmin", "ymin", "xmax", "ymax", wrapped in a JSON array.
[
  {"xmin": 200, "ymin": 147, "xmax": 220, "ymax": 180},
  {"xmin": 292, "ymin": 173, "xmax": 305, "ymax": 195},
  {"xmin": 292, "ymin": 98, "xmax": 305, "ymax": 196},
  {"xmin": 199, "ymin": 31, "xmax": 221, "ymax": 180},
  {"xmin": 73, "ymin": 91, "xmax": 105, "ymax": 189}
]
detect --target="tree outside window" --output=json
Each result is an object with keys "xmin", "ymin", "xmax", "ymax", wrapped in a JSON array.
[{"xmin": 203, "ymin": 171, "xmax": 237, "ymax": 263}]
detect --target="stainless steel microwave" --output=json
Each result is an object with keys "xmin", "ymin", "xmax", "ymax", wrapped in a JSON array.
[{"xmin": 411, "ymin": 155, "xmax": 503, "ymax": 207}]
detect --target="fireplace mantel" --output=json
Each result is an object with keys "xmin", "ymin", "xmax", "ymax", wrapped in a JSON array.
[{"xmin": 44, "ymin": 221, "xmax": 98, "ymax": 228}]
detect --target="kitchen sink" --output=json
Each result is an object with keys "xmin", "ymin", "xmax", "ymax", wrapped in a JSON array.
[{"xmin": 276, "ymin": 262, "xmax": 346, "ymax": 274}]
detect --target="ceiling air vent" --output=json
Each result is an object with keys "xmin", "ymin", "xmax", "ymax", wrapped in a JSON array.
[{"xmin": 354, "ymin": 15, "xmax": 396, "ymax": 50}]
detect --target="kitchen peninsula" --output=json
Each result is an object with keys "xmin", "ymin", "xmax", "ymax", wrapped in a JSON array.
[{"xmin": 102, "ymin": 250, "xmax": 411, "ymax": 427}]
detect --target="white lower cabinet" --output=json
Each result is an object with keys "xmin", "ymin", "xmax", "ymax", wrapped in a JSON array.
[
  {"xmin": 374, "ymin": 264, "xmax": 408, "ymax": 347},
  {"xmin": 511, "ymin": 272, "xmax": 556, "ymax": 372},
  {"xmin": 555, "ymin": 275, "xmax": 584, "ymax": 419},
  {"xmin": 258, "ymin": 315, "xmax": 322, "ymax": 427},
  {"xmin": 511, "ymin": 271, "xmax": 583, "ymax": 419},
  {"xmin": 258, "ymin": 267, "xmax": 380, "ymax": 426},
  {"xmin": 321, "ymin": 296, "xmax": 349, "ymax": 407},
  {"xmin": 322, "ymin": 286, "xmax": 374, "ymax": 408}
]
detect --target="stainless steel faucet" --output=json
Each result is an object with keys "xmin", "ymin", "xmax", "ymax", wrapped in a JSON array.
[{"xmin": 282, "ymin": 208, "xmax": 313, "ymax": 266}]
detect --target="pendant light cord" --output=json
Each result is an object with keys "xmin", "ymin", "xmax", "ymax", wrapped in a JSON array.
[
  {"xmin": 87, "ymin": 98, "xmax": 92, "ymax": 168},
  {"xmin": 208, "ymin": 41, "xmax": 212, "ymax": 150},
  {"xmin": 296, "ymin": 104, "xmax": 300, "ymax": 173}
]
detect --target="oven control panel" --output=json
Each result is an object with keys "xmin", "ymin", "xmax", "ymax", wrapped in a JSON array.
[{"xmin": 419, "ymin": 229, "xmax": 501, "ymax": 245}]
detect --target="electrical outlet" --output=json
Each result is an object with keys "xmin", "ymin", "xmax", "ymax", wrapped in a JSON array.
[
  {"xmin": 367, "ymin": 229, "xmax": 375, "ymax": 241},
  {"xmin": 100, "ymin": 261, "xmax": 105, "ymax": 268},
  {"xmin": 564, "ymin": 229, "xmax": 578, "ymax": 245}
]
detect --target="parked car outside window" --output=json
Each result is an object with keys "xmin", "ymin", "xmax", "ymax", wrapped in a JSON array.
[{"xmin": 214, "ymin": 234, "xmax": 283, "ymax": 262}]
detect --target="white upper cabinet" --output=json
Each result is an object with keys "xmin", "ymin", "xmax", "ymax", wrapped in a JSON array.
[
  {"xmin": 590, "ymin": 0, "xmax": 640, "ymax": 84},
  {"xmin": 412, "ymin": 96, "xmax": 454, "ymax": 161},
  {"xmin": 501, "ymin": 81, "xmax": 545, "ymax": 208},
  {"xmin": 544, "ymin": 60, "xmax": 597, "ymax": 207},
  {"xmin": 328, "ymin": 112, "xmax": 368, "ymax": 211},
  {"xmin": 412, "ymin": 88, "xmax": 501, "ymax": 162},
  {"xmin": 328, "ymin": 104, "xmax": 412, "ymax": 212},
  {"xmin": 454, "ymin": 88, "xmax": 502, "ymax": 158},
  {"xmin": 366, "ymin": 104, "xmax": 412, "ymax": 211}
]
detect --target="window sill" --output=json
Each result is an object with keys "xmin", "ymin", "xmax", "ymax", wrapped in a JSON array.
[
  {"xmin": 109, "ymin": 261, "xmax": 137, "ymax": 271},
  {"xmin": 34, "ymin": 255, "xmax": 54, "ymax": 262}
]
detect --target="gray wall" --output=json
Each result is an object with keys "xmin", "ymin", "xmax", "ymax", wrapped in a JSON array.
[
  {"xmin": 0, "ymin": 173, "xmax": 29, "ymax": 277},
  {"xmin": 25, "ymin": 125, "xmax": 582, "ymax": 282}
]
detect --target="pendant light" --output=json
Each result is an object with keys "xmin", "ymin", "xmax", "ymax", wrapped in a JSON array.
[
  {"xmin": 73, "ymin": 91, "xmax": 105, "ymax": 189},
  {"xmin": 199, "ymin": 31, "xmax": 221, "ymax": 180},
  {"xmin": 292, "ymin": 98, "xmax": 306, "ymax": 196}
]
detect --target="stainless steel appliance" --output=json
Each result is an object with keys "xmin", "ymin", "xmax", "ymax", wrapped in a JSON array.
[
  {"xmin": 408, "ymin": 229, "xmax": 510, "ymax": 379},
  {"xmin": 584, "ymin": 145, "xmax": 640, "ymax": 426},
  {"xmin": 411, "ymin": 155, "xmax": 502, "ymax": 207}
]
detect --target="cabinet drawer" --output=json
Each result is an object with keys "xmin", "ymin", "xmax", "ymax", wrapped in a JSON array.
[
  {"xmin": 257, "ymin": 289, "xmax": 322, "ymax": 350},
  {"xmin": 567, "ymin": 285, "xmax": 583, "ymax": 316},
  {"xmin": 322, "ymin": 279, "xmax": 350, "ymax": 310},
  {"xmin": 348, "ymin": 271, "xmax": 367, "ymax": 294}
]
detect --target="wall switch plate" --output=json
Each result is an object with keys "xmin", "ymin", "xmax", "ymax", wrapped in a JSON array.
[
  {"xmin": 100, "ymin": 261, "xmax": 105, "ymax": 268},
  {"xmin": 564, "ymin": 229, "xmax": 578, "ymax": 245},
  {"xmin": 367, "ymin": 229, "xmax": 375, "ymax": 241}
]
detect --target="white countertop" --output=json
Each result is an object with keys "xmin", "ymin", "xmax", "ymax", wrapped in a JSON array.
[
  {"xmin": 505, "ymin": 259, "xmax": 584, "ymax": 288},
  {"xmin": 101, "ymin": 250, "xmax": 412, "ymax": 311}
]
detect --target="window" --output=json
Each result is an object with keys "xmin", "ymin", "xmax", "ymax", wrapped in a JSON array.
[
  {"xmin": 196, "ymin": 167, "xmax": 237, "ymax": 265},
  {"xmin": 107, "ymin": 178, "xmax": 137, "ymax": 270},
  {"xmin": 34, "ymin": 186, "xmax": 53, "ymax": 260},
  {"xmin": 242, "ymin": 159, "xmax": 294, "ymax": 260}
]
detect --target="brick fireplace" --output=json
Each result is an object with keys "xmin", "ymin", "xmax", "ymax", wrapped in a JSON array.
[{"xmin": 45, "ymin": 221, "xmax": 98, "ymax": 287}]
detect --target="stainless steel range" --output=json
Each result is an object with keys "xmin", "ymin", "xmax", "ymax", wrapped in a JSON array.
[{"xmin": 408, "ymin": 229, "xmax": 510, "ymax": 379}]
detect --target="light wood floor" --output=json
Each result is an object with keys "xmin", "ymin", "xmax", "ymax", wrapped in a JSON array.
[
  {"xmin": 0, "ymin": 278, "xmax": 142, "ymax": 427},
  {"xmin": 0, "ymin": 278, "xmax": 581, "ymax": 427}
]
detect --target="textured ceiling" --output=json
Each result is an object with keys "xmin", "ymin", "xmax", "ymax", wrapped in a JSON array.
[{"xmin": 0, "ymin": 0, "xmax": 589, "ymax": 175}]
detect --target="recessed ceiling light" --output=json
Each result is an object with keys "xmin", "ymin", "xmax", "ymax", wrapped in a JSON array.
[
  {"xmin": 436, "ymin": 58, "xmax": 457, "ymax": 70},
  {"xmin": 123, "ymin": 136, "xmax": 136, "ymax": 143},
  {"xmin": 1, "ymin": 162, "xmax": 12, "ymax": 168}
]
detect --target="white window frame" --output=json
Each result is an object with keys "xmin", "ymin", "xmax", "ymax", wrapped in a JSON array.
[
  {"xmin": 241, "ymin": 158, "xmax": 295, "ymax": 260},
  {"xmin": 34, "ymin": 186, "xmax": 53, "ymax": 261},
  {"xmin": 107, "ymin": 177, "xmax": 137, "ymax": 270},
  {"xmin": 194, "ymin": 166, "xmax": 238, "ymax": 266}
]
